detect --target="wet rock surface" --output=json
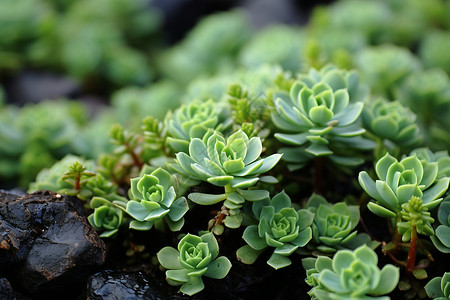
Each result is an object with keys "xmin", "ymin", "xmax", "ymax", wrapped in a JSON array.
[
  {"xmin": 86, "ymin": 270, "xmax": 162, "ymax": 300},
  {"xmin": 0, "ymin": 190, "xmax": 106, "ymax": 297}
]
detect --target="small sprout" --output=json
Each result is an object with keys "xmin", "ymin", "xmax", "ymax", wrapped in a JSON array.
[
  {"xmin": 397, "ymin": 196, "xmax": 434, "ymax": 242},
  {"xmin": 157, "ymin": 232, "xmax": 232, "ymax": 296}
]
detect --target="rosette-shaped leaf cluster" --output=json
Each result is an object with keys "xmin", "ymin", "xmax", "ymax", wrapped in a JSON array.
[
  {"xmin": 430, "ymin": 198, "xmax": 450, "ymax": 253},
  {"xmin": 396, "ymin": 69, "xmax": 450, "ymax": 135},
  {"xmin": 306, "ymin": 194, "xmax": 372, "ymax": 253},
  {"xmin": 411, "ymin": 148, "xmax": 450, "ymax": 179},
  {"xmin": 126, "ymin": 167, "xmax": 189, "ymax": 231},
  {"xmin": 359, "ymin": 153, "xmax": 449, "ymax": 218},
  {"xmin": 302, "ymin": 245, "xmax": 399, "ymax": 300},
  {"xmin": 176, "ymin": 130, "xmax": 282, "ymax": 189},
  {"xmin": 165, "ymin": 99, "xmax": 231, "ymax": 153},
  {"xmin": 88, "ymin": 197, "xmax": 124, "ymax": 238},
  {"xmin": 157, "ymin": 233, "xmax": 231, "ymax": 296},
  {"xmin": 362, "ymin": 98, "xmax": 422, "ymax": 148},
  {"xmin": 272, "ymin": 75, "xmax": 369, "ymax": 169},
  {"xmin": 355, "ymin": 45, "xmax": 420, "ymax": 97},
  {"xmin": 296, "ymin": 65, "xmax": 369, "ymax": 103},
  {"xmin": 237, "ymin": 191, "xmax": 313, "ymax": 269},
  {"xmin": 397, "ymin": 196, "xmax": 434, "ymax": 242},
  {"xmin": 425, "ymin": 272, "xmax": 450, "ymax": 300}
]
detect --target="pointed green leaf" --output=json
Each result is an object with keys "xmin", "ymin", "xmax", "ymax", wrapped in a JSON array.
[
  {"xmin": 267, "ymin": 253, "xmax": 292, "ymax": 270},
  {"xmin": 188, "ymin": 193, "xmax": 227, "ymax": 205}
]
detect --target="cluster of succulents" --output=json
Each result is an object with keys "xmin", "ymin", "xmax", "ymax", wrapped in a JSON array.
[{"xmin": 2, "ymin": 0, "xmax": 450, "ymax": 298}]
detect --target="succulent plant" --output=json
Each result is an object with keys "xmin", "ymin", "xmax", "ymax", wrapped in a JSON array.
[
  {"xmin": 87, "ymin": 196, "xmax": 125, "ymax": 238},
  {"xmin": 157, "ymin": 232, "xmax": 232, "ymax": 296},
  {"xmin": 305, "ymin": 194, "xmax": 373, "ymax": 253},
  {"xmin": 430, "ymin": 198, "xmax": 450, "ymax": 253},
  {"xmin": 237, "ymin": 191, "xmax": 313, "ymax": 269},
  {"xmin": 126, "ymin": 167, "xmax": 189, "ymax": 231},
  {"xmin": 271, "ymin": 70, "xmax": 370, "ymax": 169},
  {"xmin": 362, "ymin": 98, "xmax": 422, "ymax": 151},
  {"xmin": 359, "ymin": 152, "xmax": 449, "ymax": 218},
  {"xmin": 165, "ymin": 99, "xmax": 231, "ymax": 153},
  {"xmin": 177, "ymin": 129, "xmax": 281, "ymax": 190},
  {"xmin": 296, "ymin": 65, "xmax": 369, "ymax": 103},
  {"xmin": 303, "ymin": 245, "xmax": 399, "ymax": 300},
  {"xmin": 397, "ymin": 196, "xmax": 434, "ymax": 242},
  {"xmin": 239, "ymin": 25, "xmax": 306, "ymax": 72},
  {"xmin": 355, "ymin": 45, "xmax": 420, "ymax": 97},
  {"xmin": 395, "ymin": 69, "xmax": 450, "ymax": 132},
  {"xmin": 425, "ymin": 272, "xmax": 450, "ymax": 300},
  {"xmin": 420, "ymin": 30, "xmax": 450, "ymax": 76},
  {"xmin": 411, "ymin": 148, "xmax": 450, "ymax": 179}
]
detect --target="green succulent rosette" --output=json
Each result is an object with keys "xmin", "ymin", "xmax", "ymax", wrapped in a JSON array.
[
  {"xmin": 303, "ymin": 245, "xmax": 399, "ymax": 300},
  {"xmin": 165, "ymin": 99, "xmax": 231, "ymax": 153},
  {"xmin": 362, "ymin": 98, "xmax": 422, "ymax": 149},
  {"xmin": 411, "ymin": 148, "xmax": 450, "ymax": 179},
  {"xmin": 296, "ymin": 65, "xmax": 369, "ymax": 103},
  {"xmin": 176, "ymin": 129, "xmax": 280, "ymax": 228},
  {"xmin": 87, "ymin": 196, "xmax": 124, "ymax": 238},
  {"xmin": 177, "ymin": 129, "xmax": 281, "ymax": 189},
  {"xmin": 305, "ymin": 194, "xmax": 373, "ymax": 253},
  {"xmin": 126, "ymin": 167, "xmax": 189, "ymax": 231},
  {"xmin": 355, "ymin": 45, "xmax": 420, "ymax": 97},
  {"xmin": 157, "ymin": 232, "xmax": 232, "ymax": 296},
  {"xmin": 272, "ymin": 74, "xmax": 370, "ymax": 169},
  {"xmin": 237, "ymin": 191, "xmax": 314, "ymax": 269},
  {"xmin": 425, "ymin": 272, "xmax": 450, "ymax": 300},
  {"xmin": 359, "ymin": 152, "xmax": 449, "ymax": 218},
  {"xmin": 430, "ymin": 198, "xmax": 450, "ymax": 253}
]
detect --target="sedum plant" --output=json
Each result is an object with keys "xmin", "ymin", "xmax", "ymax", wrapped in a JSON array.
[
  {"xmin": 156, "ymin": 232, "xmax": 231, "ymax": 296},
  {"xmin": 305, "ymin": 194, "xmax": 373, "ymax": 254},
  {"xmin": 176, "ymin": 129, "xmax": 281, "ymax": 229},
  {"xmin": 430, "ymin": 198, "xmax": 450, "ymax": 253},
  {"xmin": 302, "ymin": 245, "xmax": 399, "ymax": 300},
  {"xmin": 237, "ymin": 191, "xmax": 313, "ymax": 269},
  {"xmin": 362, "ymin": 98, "xmax": 422, "ymax": 156},
  {"xmin": 87, "ymin": 196, "xmax": 125, "ymax": 238},
  {"xmin": 165, "ymin": 99, "xmax": 231, "ymax": 153},
  {"xmin": 397, "ymin": 196, "xmax": 435, "ymax": 243},
  {"xmin": 425, "ymin": 272, "xmax": 450, "ymax": 300},
  {"xmin": 125, "ymin": 167, "xmax": 189, "ymax": 231},
  {"xmin": 359, "ymin": 152, "xmax": 449, "ymax": 219},
  {"xmin": 271, "ymin": 72, "xmax": 369, "ymax": 169}
]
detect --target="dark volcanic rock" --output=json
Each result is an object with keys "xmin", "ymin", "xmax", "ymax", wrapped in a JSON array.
[
  {"xmin": 0, "ymin": 190, "xmax": 106, "ymax": 297},
  {"xmin": 0, "ymin": 277, "xmax": 30, "ymax": 300},
  {"xmin": 86, "ymin": 270, "xmax": 162, "ymax": 300}
]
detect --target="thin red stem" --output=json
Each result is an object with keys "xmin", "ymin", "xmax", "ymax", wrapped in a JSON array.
[{"xmin": 406, "ymin": 225, "xmax": 417, "ymax": 273}]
